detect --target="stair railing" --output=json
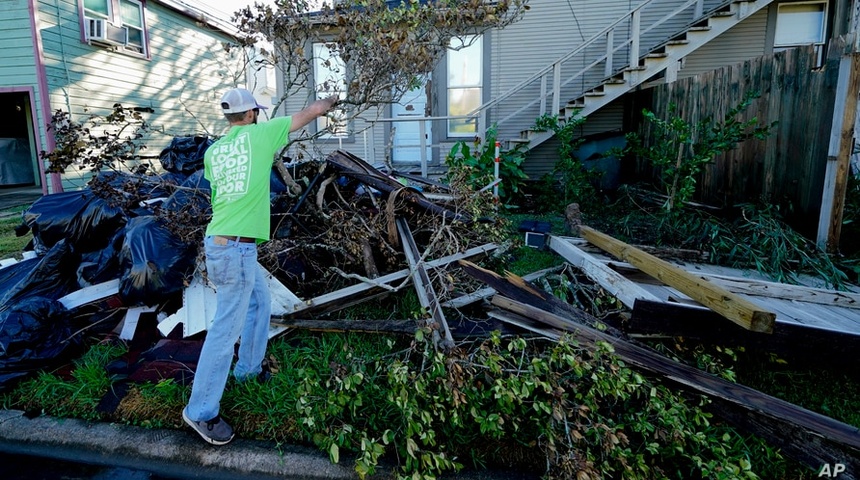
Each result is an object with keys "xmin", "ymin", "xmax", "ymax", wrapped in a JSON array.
[{"xmin": 472, "ymin": 0, "xmax": 736, "ymax": 138}]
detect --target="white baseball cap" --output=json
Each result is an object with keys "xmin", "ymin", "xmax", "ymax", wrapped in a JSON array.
[{"xmin": 220, "ymin": 88, "xmax": 268, "ymax": 114}]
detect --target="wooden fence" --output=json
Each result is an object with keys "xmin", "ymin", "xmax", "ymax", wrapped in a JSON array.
[{"xmin": 626, "ymin": 44, "xmax": 854, "ymax": 237}]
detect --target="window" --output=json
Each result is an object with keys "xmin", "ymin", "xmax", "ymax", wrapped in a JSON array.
[
  {"xmin": 447, "ymin": 35, "xmax": 482, "ymax": 137},
  {"xmin": 120, "ymin": 0, "xmax": 145, "ymax": 52},
  {"xmin": 774, "ymin": 1, "xmax": 827, "ymax": 65},
  {"xmin": 313, "ymin": 42, "xmax": 347, "ymax": 137},
  {"xmin": 82, "ymin": 0, "xmax": 147, "ymax": 55}
]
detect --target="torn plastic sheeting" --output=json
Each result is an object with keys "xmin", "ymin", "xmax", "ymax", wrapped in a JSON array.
[
  {"xmin": 0, "ymin": 296, "xmax": 74, "ymax": 392},
  {"xmin": 118, "ymin": 216, "xmax": 196, "ymax": 307},
  {"xmin": 21, "ymin": 190, "xmax": 127, "ymax": 255}
]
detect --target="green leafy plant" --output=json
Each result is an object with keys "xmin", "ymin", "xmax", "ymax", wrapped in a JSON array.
[
  {"xmin": 445, "ymin": 124, "xmax": 529, "ymax": 208},
  {"xmin": 625, "ymin": 91, "xmax": 775, "ymax": 212},
  {"xmin": 532, "ymin": 114, "xmax": 600, "ymax": 211}
]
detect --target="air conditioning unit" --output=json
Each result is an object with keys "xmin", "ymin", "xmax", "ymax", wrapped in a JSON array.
[{"xmin": 86, "ymin": 18, "xmax": 128, "ymax": 46}]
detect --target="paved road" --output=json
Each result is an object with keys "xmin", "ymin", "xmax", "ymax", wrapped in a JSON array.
[{"xmin": 1, "ymin": 451, "xmax": 177, "ymax": 480}]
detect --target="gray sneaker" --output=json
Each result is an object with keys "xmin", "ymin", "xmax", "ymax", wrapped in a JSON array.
[{"xmin": 182, "ymin": 408, "xmax": 235, "ymax": 445}]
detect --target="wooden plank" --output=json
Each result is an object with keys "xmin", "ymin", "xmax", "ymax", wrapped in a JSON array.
[
  {"xmin": 817, "ymin": 49, "xmax": 860, "ymax": 251},
  {"xmin": 277, "ymin": 244, "xmax": 497, "ymax": 319},
  {"xmin": 579, "ymin": 226, "xmax": 775, "ymax": 333},
  {"xmin": 397, "ymin": 218, "xmax": 455, "ymax": 350},
  {"xmin": 490, "ymin": 295, "xmax": 860, "ymax": 476},
  {"xmin": 693, "ymin": 275, "xmax": 860, "ymax": 310},
  {"xmin": 270, "ymin": 318, "xmax": 418, "ymax": 335},
  {"xmin": 441, "ymin": 265, "xmax": 565, "ymax": 309},
  {"xmin": 561, "ymin": 241, "xmax": 860, "ymax": 309},
  {"xmin": 548, "ymin": 235, "xmax": 661, "ymax": 307},
  {"xmin": 456, "ymin": 260, "xmax": 621, "ymax": 335}
]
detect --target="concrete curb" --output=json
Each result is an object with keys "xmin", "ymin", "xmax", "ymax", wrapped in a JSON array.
[
  {"xmin": 0, "ymin": 409, "xmax": 357, "ymax": 479},
  {"xmin": 0, "ymin": 409, "xmax": 539, "ymax": 479}
]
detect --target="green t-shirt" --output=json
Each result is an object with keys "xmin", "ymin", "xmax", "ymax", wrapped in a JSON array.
[{"xmin": 204, "ymin": 116, "xmax": 292, "ymax": 242}]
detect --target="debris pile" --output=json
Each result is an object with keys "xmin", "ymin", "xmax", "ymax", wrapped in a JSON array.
[{"xmin": 0, "ymin": 138, "xmax": 501, "ymax": 391}]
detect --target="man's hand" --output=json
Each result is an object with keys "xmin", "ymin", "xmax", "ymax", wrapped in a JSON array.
[{"xmin": 290, "ymin": 95, "xmax": 341, "ymax": 133}]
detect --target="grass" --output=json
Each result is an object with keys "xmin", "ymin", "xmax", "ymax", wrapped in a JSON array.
[{"xmin": 0, "ymin": 207, "xmax": 30, "ymax": 261}]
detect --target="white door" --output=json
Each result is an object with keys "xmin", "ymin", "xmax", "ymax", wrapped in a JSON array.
[{"xmin": 392, "ymin": 76, "xmax": 432, "ymax": 164}]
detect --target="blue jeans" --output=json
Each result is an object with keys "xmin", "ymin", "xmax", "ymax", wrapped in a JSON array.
[{"xmin": 185, "ymin": 236, "xmax": 272, "ymax": 422}]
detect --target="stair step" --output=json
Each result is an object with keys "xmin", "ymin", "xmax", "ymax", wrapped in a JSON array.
[
  {"xmin": 688, "ymin": 25, "xmax": 712, "ymax": 32},
  {"xmin": 666, "ymin": 39, "xmax": 690, "ymax": 45},
  {"xmin": 646, "ymin": 52, "xmax": 668, "ymax": 58}
]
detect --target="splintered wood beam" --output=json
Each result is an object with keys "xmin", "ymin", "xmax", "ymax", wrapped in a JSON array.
[
  {"xmin": 397, "ymin": 218, "xmax": 455, "ymax": 350},
  {"xmin": 456, "ymin": 259, "xmax": 623, "ymax": 336},
  {"xmin": 442, "ymin": 265, "xmax": 566, "ymax": 309},
  {"xmin": 579, "ymin": 225, "xmax": 775, "ymax": 333},
  {"xmin": 490, "ymin": 295, "xmax": 860, "ymax": 476}
]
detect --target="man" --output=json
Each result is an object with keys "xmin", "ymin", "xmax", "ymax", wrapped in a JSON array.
[{"xmin": 183, "ymin": 88, "xmax": 338, "ymax": 445}]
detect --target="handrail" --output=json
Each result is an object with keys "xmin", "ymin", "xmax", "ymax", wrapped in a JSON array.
[{"xmin": 474, "ymin": 0, "xmax": 660, "ymax": 116}]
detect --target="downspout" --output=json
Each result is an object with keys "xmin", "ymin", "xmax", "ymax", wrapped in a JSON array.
[{"xmin": 29, "ymin": 0, "xmax": 63, "ymax": 194}]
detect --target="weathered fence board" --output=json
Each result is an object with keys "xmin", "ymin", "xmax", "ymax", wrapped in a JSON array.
[{"xmin": 628, "ymin": 44, "xmax": 846, "ymax": 236}]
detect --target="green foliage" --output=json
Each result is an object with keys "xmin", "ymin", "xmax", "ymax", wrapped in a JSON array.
[
  {"xmin": 624, "ymin": 92, "xmax": 775, "ymax": 212},
  {"xmin": 2, "ymin": 325, "xmax": 826, "ymax": 480},
  {"xmin": 532, "ymin": 114, "xmax": 600, "ymax": 211},
  {"xmin": 445, "ymin": 125, "xmax": 529, "ymax": 208},
  {"xmin": 659, "ymin": 204, "xmax": 848, "ymax": 289},
  {"xmin": 7, "ymin": 342, "xmax": 126, "ymax": 419}
]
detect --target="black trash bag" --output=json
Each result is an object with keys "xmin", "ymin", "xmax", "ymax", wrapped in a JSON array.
[
  {"xmin": 0, "ymin": 257, "xmax": 39, "ymax": 293},
  {"xmin": 77, "ymin": 230, "xmax": 124, "ymax": 287},
  {"xmin": 159, "ymin": 136, "xmax": 213, "ymax": 175},
  {"xmin": 160, "ymin": 183, "xmax": 212, "ymax": 223},
  {"xmin": 20, "ymin": 190, "xmax": 127, "ymax": 255},
  {"xmin": 118, "ymin": 216, "xmax": 196, "ymax": 306},
  {"xmin": 270, "ymin": 167, "xmax": 289, "ymax": 196},
  {"xmin": 180, "ymin": 168, "xmax": 210, "ymax": 192},
  {"xmin": 0, "ymin": 239, "xmax": 81, "ymax": 307},
  {"xmin": 0, "ymin": 297, "xmax": 75, "ymax": 392}
]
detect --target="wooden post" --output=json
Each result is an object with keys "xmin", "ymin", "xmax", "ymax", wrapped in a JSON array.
[{"xmin": 817, "ymin": 37, "xmax": 860, "ymax": 252}]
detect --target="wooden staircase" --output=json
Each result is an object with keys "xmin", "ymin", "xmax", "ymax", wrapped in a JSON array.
[{"xmin": 484, "ymin": 0, "xmax": 777, "ymax": 150}]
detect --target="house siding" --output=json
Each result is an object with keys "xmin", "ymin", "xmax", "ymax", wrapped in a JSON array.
[
  {"xmin": 33, "ymin": 0, "xmax": 242, "ymax": 189},
  {"xmin": 677, "ymin": 8, "xmax": 769, "ymax": 79}
]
